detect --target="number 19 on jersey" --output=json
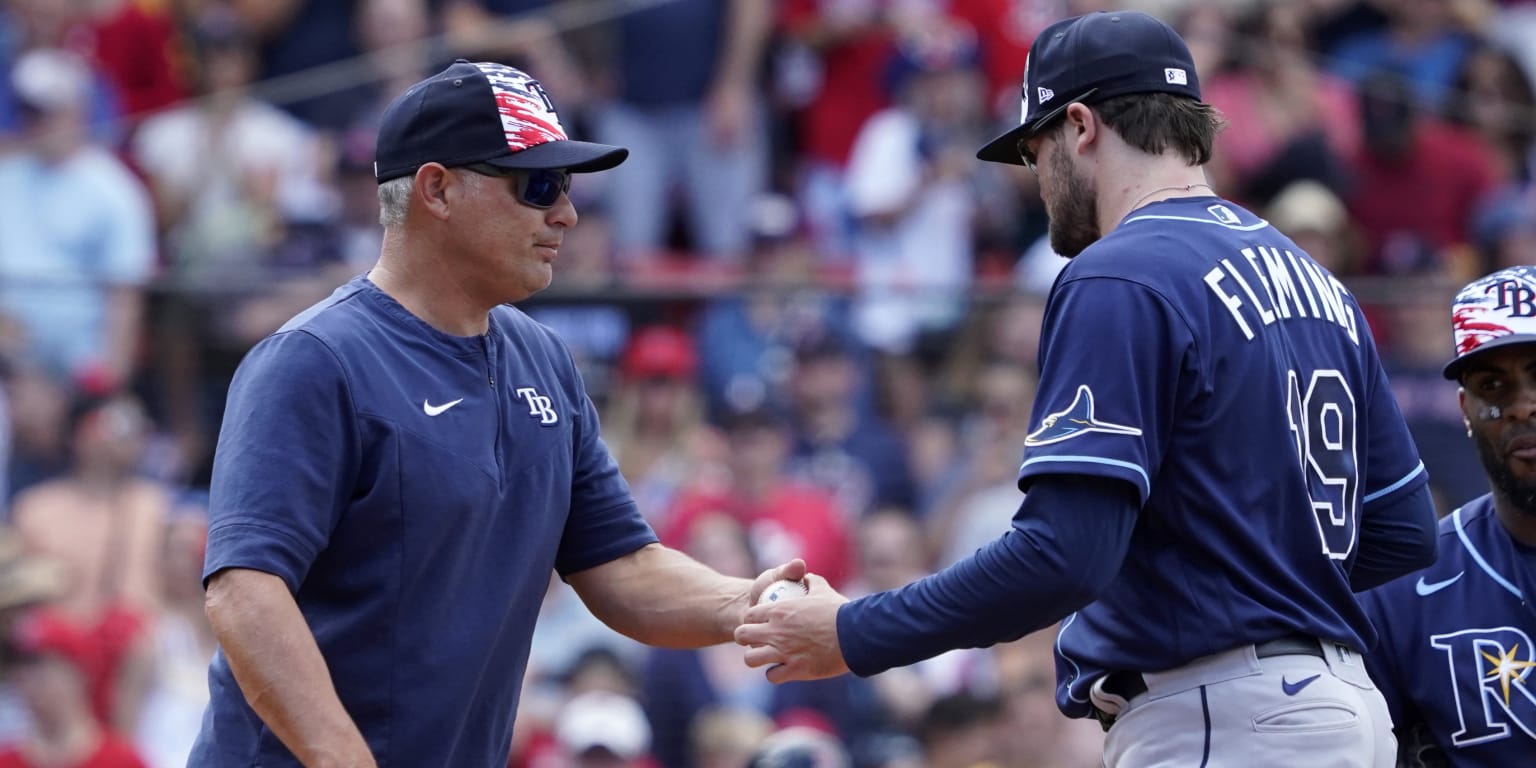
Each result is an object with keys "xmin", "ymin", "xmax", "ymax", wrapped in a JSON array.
[{"xmin": 1286, "ymin": 369, "xmax": 1359, "ymax": 559}]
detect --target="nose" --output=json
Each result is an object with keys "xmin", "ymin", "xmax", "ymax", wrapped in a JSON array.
[
  {"xmin": 1512, "ymin": 376, "xmax": 1536, "ymax": 422},
  {"xmin": 547, "ymin": 191, "xmax": 578, "ymax": 229}
]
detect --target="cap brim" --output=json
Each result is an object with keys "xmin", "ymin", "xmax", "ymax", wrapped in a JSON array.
[
  {"xmin": 482, "ymin": 139, "xmax": 628, "ymax": 173},
  {"xmin": 1443, "ymin": 334, "xmax": 1536, "ymax": 380},
  {"xmin": 975, "ymin": 89, "xmax": 1095, "ymax": 166}
]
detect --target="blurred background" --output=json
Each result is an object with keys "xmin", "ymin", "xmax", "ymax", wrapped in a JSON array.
[{"xmin": 0, "ymin": 0, "xmax": 1527, "ymax": 765}]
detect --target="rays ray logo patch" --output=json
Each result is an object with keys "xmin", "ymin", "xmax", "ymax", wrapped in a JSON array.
[{"xmin": 1025, "ymin": 385, "xmax": 1142, "ymax": 446}]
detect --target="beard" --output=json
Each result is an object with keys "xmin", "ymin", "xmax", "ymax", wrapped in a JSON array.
[
  {"xmin": 1045, "ymin": 141, "xmax": 1101, "ymax": 257},
  {"xmin": 1473, "ymin": 429, "xmax": 1536, "ymax": 516}
]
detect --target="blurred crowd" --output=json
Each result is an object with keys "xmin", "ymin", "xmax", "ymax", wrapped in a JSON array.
[{"xmin": 0, "ymin": 0, "xmax": 1528, "ymax": 765}]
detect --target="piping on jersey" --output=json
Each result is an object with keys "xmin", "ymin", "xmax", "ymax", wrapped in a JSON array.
[
  {"xmin": 1019, "ymin": 455, "xmax": 1150, "ymax": 498},
  {"xmin": 1453, "ymin": 506, "xmax": 1524, "ymax": 599},
  {"xmin": 1364, "ymin": 461, "xmax": 1426, "ymax": 504},
  {"xmin": 1123, "ymin": 213, "xmax": 1272, "ymax": 232},
  {"xmin": 1057, "ymin": 612, "xmax": 1091, "ymax": 704}
]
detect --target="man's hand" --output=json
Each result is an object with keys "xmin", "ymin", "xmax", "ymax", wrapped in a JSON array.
[
  {"xmin": 735, "ymin": 573, "xmax": 851, "ymax": 683},
  {"xmin": 746, "ymin": 558, "xmax": 808, "ymax": 612}
]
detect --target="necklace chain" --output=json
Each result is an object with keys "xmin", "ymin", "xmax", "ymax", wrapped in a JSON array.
[{"xmin": 1128, "ymin": 183, "xmax": 1213, "ymax": 214}]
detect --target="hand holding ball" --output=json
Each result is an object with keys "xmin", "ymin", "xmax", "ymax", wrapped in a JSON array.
[{"xmin": 757, "ymin": 579, "xmax": 810, "ymax": 606}]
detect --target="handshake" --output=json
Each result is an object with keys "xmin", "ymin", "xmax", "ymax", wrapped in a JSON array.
[{"xmin": 735, "ymin": 558, "xmax": 852, "ymax": 683}]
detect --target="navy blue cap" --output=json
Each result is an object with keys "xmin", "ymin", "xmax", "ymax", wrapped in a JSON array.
[
  {"xmin": 374, "ymin": 60, "xmax": 627, "ymax": 182},
  {"xmin": 977, "ymin": 11, "xmax": 1201, "ymax": 166}
]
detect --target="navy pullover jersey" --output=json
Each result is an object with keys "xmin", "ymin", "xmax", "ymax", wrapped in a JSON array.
[
  {"xmin": 191, "ymin": 277, "xmax": 657, "ymax": 768},
  {"xmin": 1361, "ymin": 496, "xmax": 1536, "ymax": 766},
  {"xmin": 1022, "ymin": 197, "xmax": 1428, "ymax": 718}
]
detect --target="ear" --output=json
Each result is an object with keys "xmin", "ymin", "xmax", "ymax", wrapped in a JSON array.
[
  {"xmin": 1458, "ymin": 387, "xmax": 1472, "ymax": 430},
  {"xmin": 413, "ymin": 163, "xmax": 455, "ymax": 222},
  {"xmin": 1062, "ymin": 102, "xmax": 1098, "ymax": 155}
]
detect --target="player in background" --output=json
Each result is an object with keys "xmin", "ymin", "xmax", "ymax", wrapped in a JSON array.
[
  {"xmin": 190, "ymin": 61, "xmax": 805, "ymax": 768},
  {"xmin": 735, "ymin": 11, "xmax": 1437, "ymax": 768},
  {"xmin": 1360, "ymin": 265, "xmax": 1536, "ymax": 767}
]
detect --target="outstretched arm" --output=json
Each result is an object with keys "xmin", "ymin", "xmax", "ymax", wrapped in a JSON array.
[
  {"xmin": 737, "ymin": 475, "xmax": 1139, "ymax": 682},
  {"xmin": 568, "ymin": 543, "xmax": 806, "ymax": 648}
]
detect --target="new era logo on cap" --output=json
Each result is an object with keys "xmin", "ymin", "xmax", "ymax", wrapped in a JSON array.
[
  {"xmin": 1444, "ymin": 265, "xmax": 1536, "ymax": 379},
  {"xmin": 1038, "ymin": 86, "xmax": 1055, "ymax": 104}
]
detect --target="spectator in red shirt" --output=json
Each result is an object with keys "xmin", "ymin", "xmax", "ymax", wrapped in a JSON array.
[
  {"xmin": 0, "ymin": 612, "xmax": 146, "ymax": 768},
  {"xmin": 77, "ymin": 0, "xmax": 188, "ymax": 122},
  {"xmin": 1346, "ymin": 71, "xmax": 1502, "ymax": 276},
  {"xmin": 662, "ymin": 402, "xmax": 853, "ymax": 590},
  {"xmin": 777, "ymin": 0, "xmax": 898, "ymax": 259}
]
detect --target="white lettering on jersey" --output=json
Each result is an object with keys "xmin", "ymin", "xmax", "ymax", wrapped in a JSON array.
[
  {"xmin": 1430, "ymin": 627, "xmax": 1536, "ymax": 747},
  {"xmin": 1205, "ymin": 266, "xmax": 1254, "ymax": 341},
  {"xmin": 515, "ymin": 387, "xmax": 559, "ymax": 425},
  {"xmin": 1206, "ymin": 247, "xmax": 1360, "ymax": 346}
]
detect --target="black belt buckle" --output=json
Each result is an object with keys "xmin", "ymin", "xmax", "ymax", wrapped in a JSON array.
[
  {"xmin": 1091, "ymin": 671, "xmax": 1148, "ymax": 732},
  {"xmin": 1092, "ymin": 706, "xmax": 1116, "ymax": 732}
]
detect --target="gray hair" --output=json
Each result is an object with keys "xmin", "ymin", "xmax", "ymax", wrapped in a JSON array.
[
  {"xmin": 377, "ymin": 170, "xmax": 482, "ymax": 227},
  {"xmin": 377, "ymin": 176, "xmax": 414, "ymax": 227}
]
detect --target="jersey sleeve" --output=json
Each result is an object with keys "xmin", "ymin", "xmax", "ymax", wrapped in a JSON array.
[
  {"xmin": 1360, "ymin": 337, "xmax": 1429, "ymax": 508},
  {"xmin": 203, "ymin": 331, "xmax": 361, "ymax": 591},
  {"xmin": 554, "ymin": 347, "xmax": 657, "ymax": 578},
  {"xmin": 1017, "ymin": 276, "xmax": 1194, "ymax": 503}
]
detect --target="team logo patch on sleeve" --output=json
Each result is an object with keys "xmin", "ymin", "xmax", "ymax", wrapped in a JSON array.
[{"xmin": 1025, "ymin": 385, "xmax": 1143, "ymax": 446}]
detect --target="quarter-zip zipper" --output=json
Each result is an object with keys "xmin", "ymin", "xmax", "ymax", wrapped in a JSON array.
[
  {"xmin": 482, "ymin": 332, "xmax": 504, "ymax": 479},
  {"xmin": 482, "ymin": 334, "xmax": 496, "ymax": 388}
]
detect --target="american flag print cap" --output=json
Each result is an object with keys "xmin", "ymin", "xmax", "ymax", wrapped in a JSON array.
[
  {"xmin": 1444, "ymin": 265, "xmax": 1536, "ymax": 380},
  {"xmin": 373, "ymin": 60, "xmax": 626, "ymax": 182}
]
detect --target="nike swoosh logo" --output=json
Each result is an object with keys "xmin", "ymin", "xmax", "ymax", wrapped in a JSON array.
[
  {"xmin": 1281, "ymin": 674, "xmax": 1320, "ymax": 696},
  {"xmin": 1415, "ymin": 571, "xmax": 1464, "ymax": 597},
  {"xmin": 423, "ymin": 398, "xmax": 464, "ymax": 416}
]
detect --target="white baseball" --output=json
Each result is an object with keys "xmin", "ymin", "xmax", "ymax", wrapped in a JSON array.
[{"xmin": 757, "ymin": 579, "xmax": 810, "ymax": 606}]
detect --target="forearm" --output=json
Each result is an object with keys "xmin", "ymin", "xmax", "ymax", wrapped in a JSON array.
[
  {"xmin": 206, "ymin": 569, "xmax": 375, "ymax": 768},
  {"xmin": 230, "ymin": 0, "xmax": 304, "ymax": 38},
  {"xmin": 840, "ymin": 476, "xmax": 1138, "ymax": 676},
  {"xmin": 103, "ymin": 286, "xmax": 144, "ymax": 386},
  {"xmin": 715, "ymin": 0, "xmax": 771, "ymax": 90},
  {"xmin": 568, "ymin": 543, "xmax": 753, "ymax": 648}
]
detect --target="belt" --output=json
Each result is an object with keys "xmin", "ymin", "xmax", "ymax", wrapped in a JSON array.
[{"xmin": 1091, "ymin": 635, "xmax": 1326, "ymax": 731}]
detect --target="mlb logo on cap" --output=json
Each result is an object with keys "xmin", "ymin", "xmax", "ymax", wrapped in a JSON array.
[
  {"xmin": 1443, "ymin": 265, "xmax": 1536, "ymax": 380},
  {"xmin": 977, "ymin": 11, "xmax": 1203, "ymax": 166}
]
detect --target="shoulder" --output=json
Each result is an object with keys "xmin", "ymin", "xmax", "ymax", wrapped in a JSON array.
[
  {"xmin": 270, "ymin": 279, "xmax": 377, "ymax": 346},
  {"xmin": 1444, "ymin": 495, "xmax": 1499, "ymax": 536},
  {"xmin": 69, "ymin": 149, "xmax": 147, "ymax": 199},
  {"xmin": 235, "ymin": 324, "xmax": 351, "ymax": 393},
  {"xmin": 494, "ymin": 305, "xmax": 577, "ymax": 362}
]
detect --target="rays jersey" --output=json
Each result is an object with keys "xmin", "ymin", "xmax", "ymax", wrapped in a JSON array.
[
  {"xmin": 1019, "ymin": 196, "xmax": 1429, "ymax": 718},
  {"xmin": 1361, "ymin": 497, "xmax": 1536, "ymax": 766}
]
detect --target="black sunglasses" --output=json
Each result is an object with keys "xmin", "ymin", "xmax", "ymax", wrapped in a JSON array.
[
  {"xmin": 1016, "ymin": 137, "xmax": 1041, "ymax": 175},
  {"xmin": 462, "ymin": 164, "xmax": 572, "ymax": 209}
]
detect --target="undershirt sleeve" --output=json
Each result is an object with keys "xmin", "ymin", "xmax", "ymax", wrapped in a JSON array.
[{"xmin": 837, "ymin": 474, "xmax": 1139, "ymax": 676}]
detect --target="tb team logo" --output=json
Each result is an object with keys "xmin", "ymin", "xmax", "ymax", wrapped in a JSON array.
[
  {"xmin": 1430, "ymin": 627, "xmax": 1536, "ymax": 746},
  {"xmin": 516, "ymin": 387, "xmax": 559, "ymax": 425},
  {"xmin": 474, "ymin": 63, "xmax": 567, "ymax": 154},
  {"xmin": 1451, "ymin": 266, "xmax": 1536, "ymax": 356}
]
